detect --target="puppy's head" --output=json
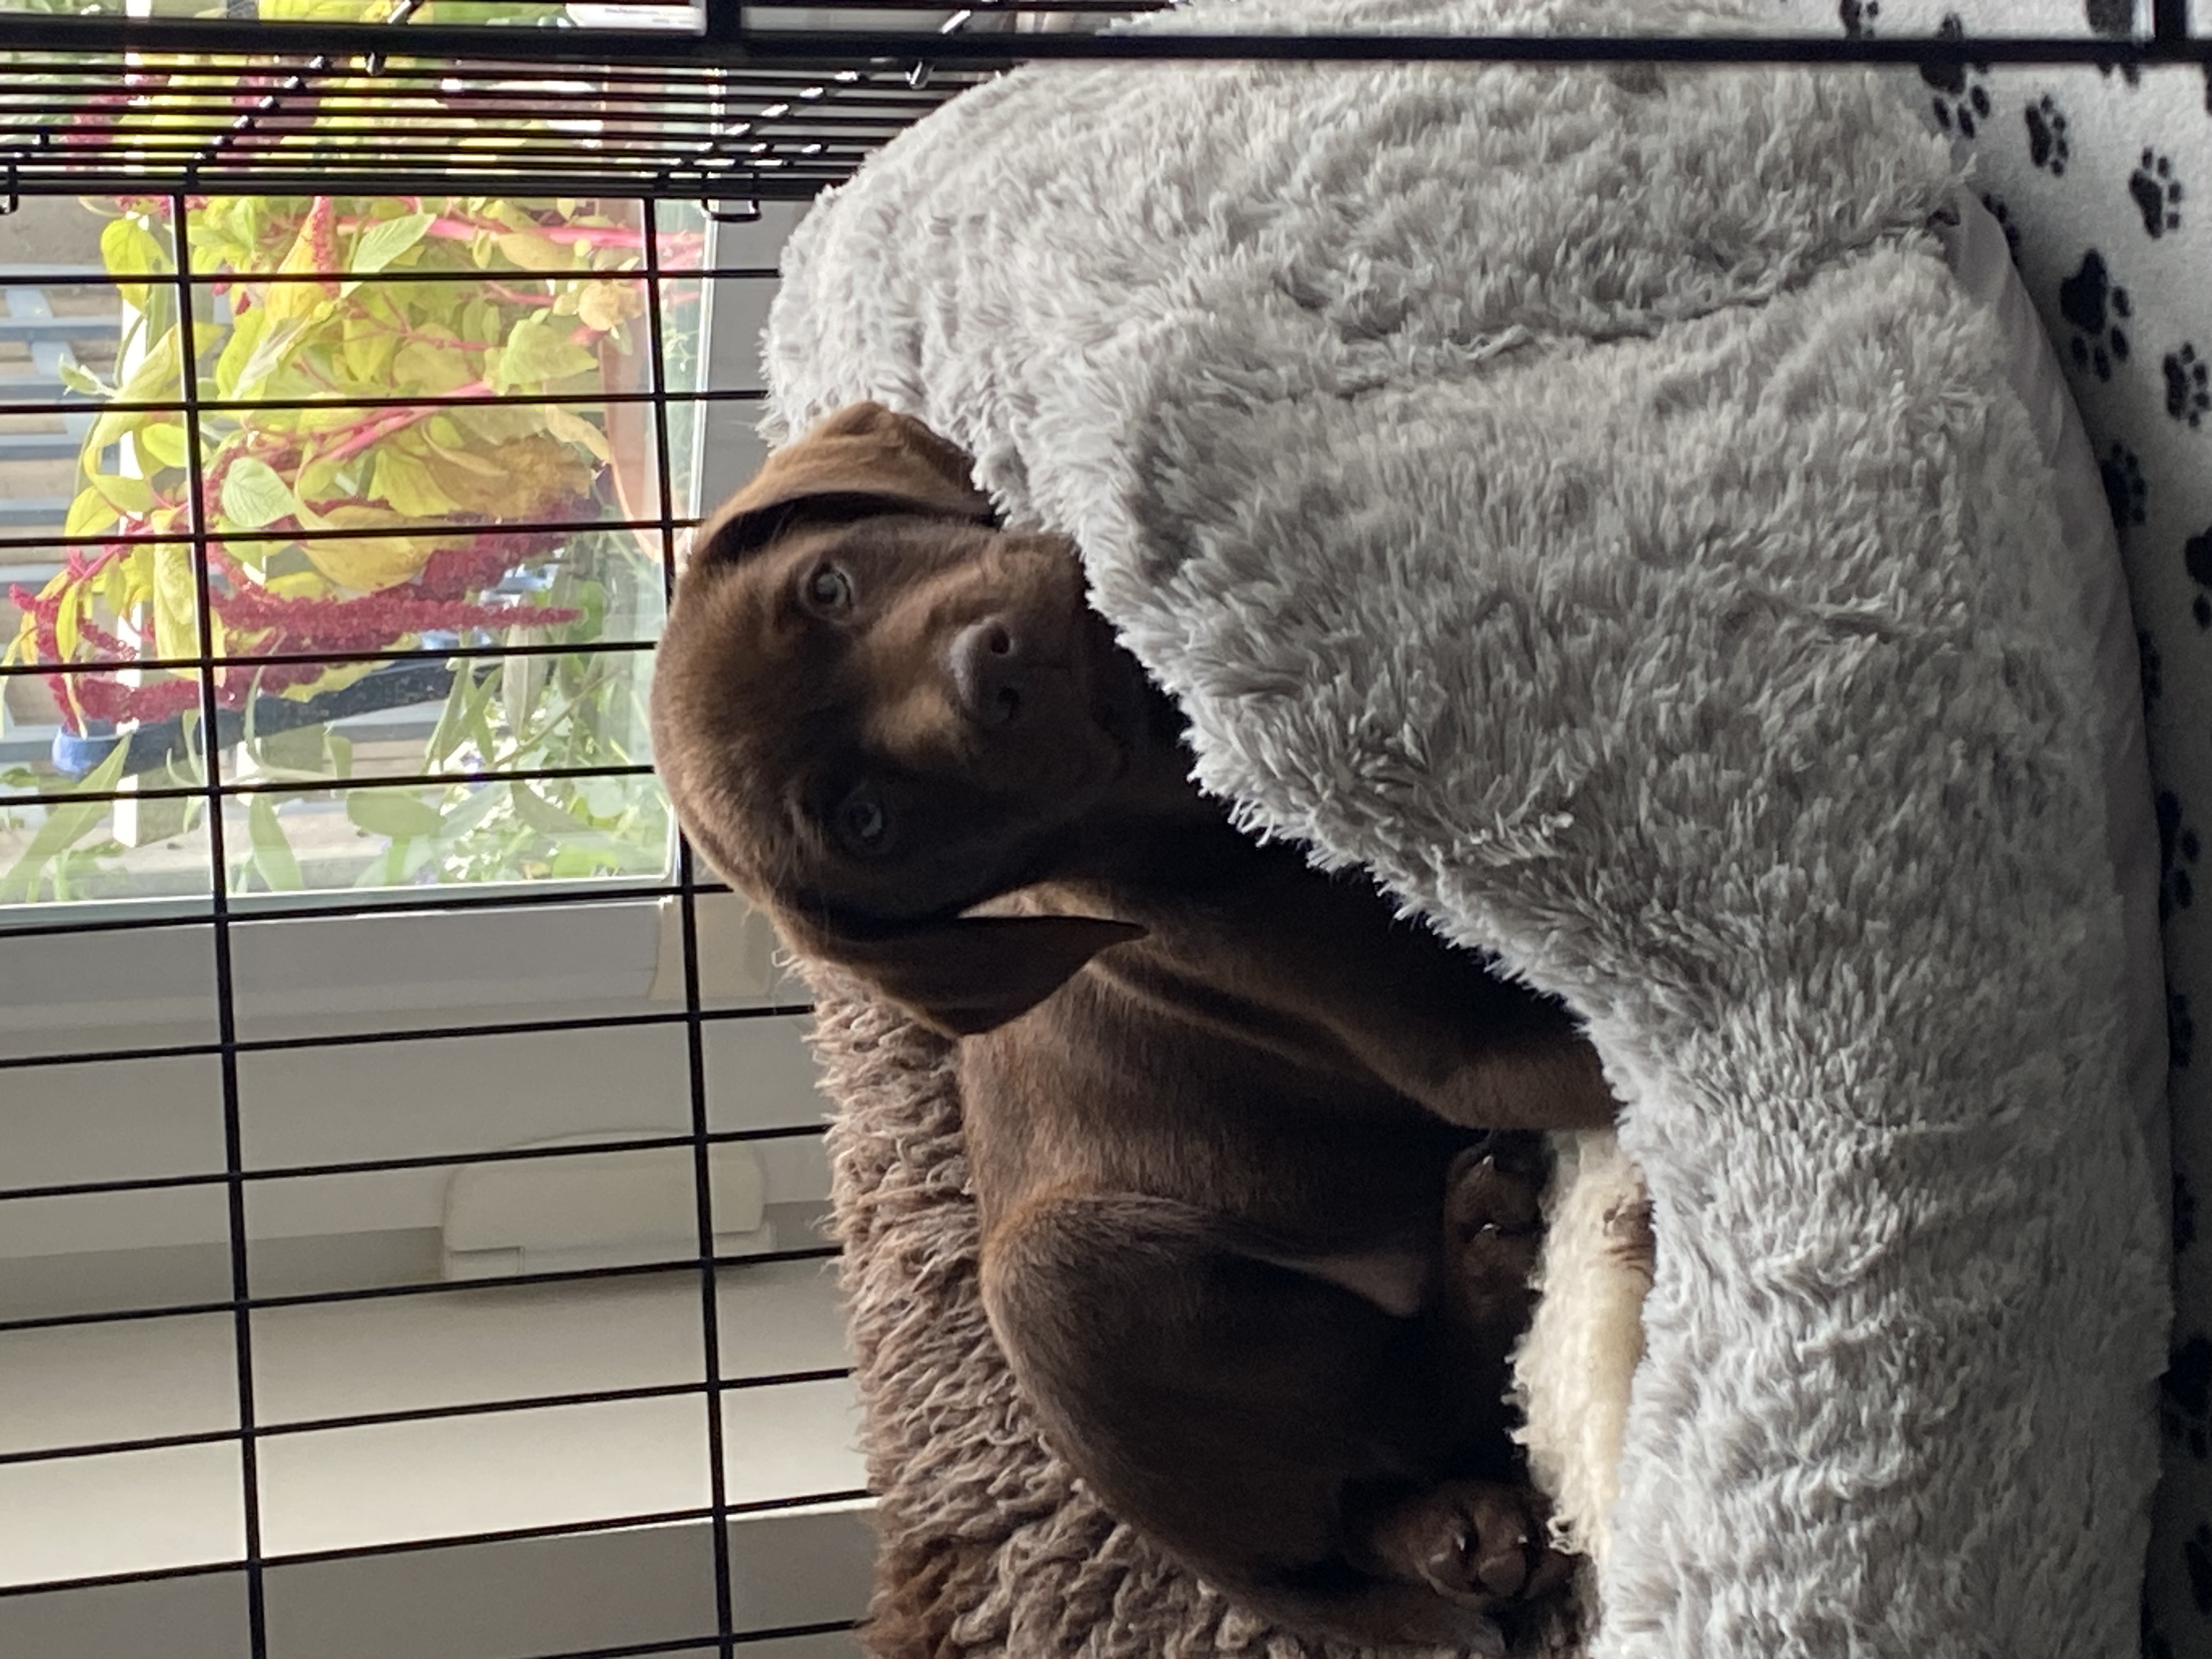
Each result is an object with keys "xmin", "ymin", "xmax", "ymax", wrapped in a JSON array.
[{"xmin": 653, "ymin": 402, "xmax": 1181, "ymax": 1034}]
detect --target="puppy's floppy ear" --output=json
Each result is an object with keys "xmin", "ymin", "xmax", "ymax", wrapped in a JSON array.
[
  {"xmin": 697, "ymin": 401, "xmax": 996, "ymax": 565},
  {"xmin": 782, "ymin": 910, "xmax": 1144, "ymax": 1037}
]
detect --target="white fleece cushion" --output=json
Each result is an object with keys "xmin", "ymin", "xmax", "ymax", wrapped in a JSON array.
[
  {"xmin": 765, "ymin": 2, "xmax": 2174, "ymax": 1652},
  {"xmin": 1508, "ymin": 187, "xmax": 2170, "ymax": 1596}
]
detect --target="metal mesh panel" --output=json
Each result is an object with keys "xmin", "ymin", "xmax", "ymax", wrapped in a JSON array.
[{"xmin": 0, "ymin": 5, "xmax": 2204, "ymax": 1658}]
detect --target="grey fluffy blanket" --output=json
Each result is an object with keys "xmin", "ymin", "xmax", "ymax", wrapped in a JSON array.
[{"xmin": 771, "ymin": 1, "xmax": 2171, "ymax": 1652}]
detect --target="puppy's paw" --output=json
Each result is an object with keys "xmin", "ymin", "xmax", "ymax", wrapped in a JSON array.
[
  {"xmin": 1602, "ymin": 1190, "xmax": 1656, "ymax": 1280},
  {"xmin": 1364, "ymin": 1481, "xmax": 1575, "ymax": 1612},
  {"xmin": 1444, "ymin": 1139, "xmax": 1547, "ymax": 1323}
]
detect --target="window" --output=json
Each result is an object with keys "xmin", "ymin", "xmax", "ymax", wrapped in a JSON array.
[
  {"xmin": 0, "ymin": 83, "xmax": 877, "ymax": 1653},
  {"xmin": 1, "ymin": 190, "xmax": 697, "ymax": 907}
]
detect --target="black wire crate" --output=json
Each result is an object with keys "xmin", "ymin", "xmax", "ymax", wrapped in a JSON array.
[
  {"xmin": 1, "ymin": 0, "xmax": 2205, "ymax": 201},
  {"xmin": 0, "ymin": 5, "xmax": 2207, "ymax": 1659}
]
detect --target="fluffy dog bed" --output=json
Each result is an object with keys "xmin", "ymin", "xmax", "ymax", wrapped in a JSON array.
[{"xmin": 773, "ymin": 1, "xmax": 2173, "ymax": 1652}]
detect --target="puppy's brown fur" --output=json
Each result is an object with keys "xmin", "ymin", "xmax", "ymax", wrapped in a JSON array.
[{"xmin": 652, "ymin": 403, "xmax": 1617, "ymax": 1652}]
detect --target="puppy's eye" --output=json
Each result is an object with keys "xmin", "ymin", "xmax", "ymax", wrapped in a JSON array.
[
  {"xmin": 834, "ymin": 788, "xmax": 891, "ymax": 855},
  {"xmin": 804, "ymin": 565, "xmax": 853, "ymax": 611}
]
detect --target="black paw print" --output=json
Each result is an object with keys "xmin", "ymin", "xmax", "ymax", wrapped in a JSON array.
[
  {"xmin": 2086, "ymin": 0, "xmax": 2145, "ymax": 85},
  {"xmin": 1979, "ymin": 192, "xmax": 2022, "ymax": 258},
  {"xmin": 2190, "ymin": 1519, "xmax": 2212, "ymax": 1613},
  {"xmin": 2060, "ymin": 251, "xmax": 2133, "ymax": 380},
  {"xmin": 2178, "ymin": 1166, "xmax": 2199, "ymax": 1252},
  {"xmin": 2175, "ymin": 992, "xmax": 2197, "ymax": 1074},
  {"xmin": 2165, "ymin": 344, "xmax": 2209, "ymax": 428},
  {"xmin": 2024, "ymin": 95, "xmax": 2070, "ymax": 175},
  {"xmin": 2142, "ymin": 627, "xmax": 2164, "ymax": 703},
  {"xmin": 2102, "ymin": 441, "xmax": 2148, "ymax": 531},
  {"xmin": 2163, "ymin": 1333, "xmax": 2212, "ymax": 1459},
  {"xmin": 2130, "ymin": 149, "xmax": 2185, "ymax": 238},
  {"xmin": 1918, "ymin": 15, "xmax": 1991, "ymax": 139},
  {"xmin": 1838, "ymin": 0, "xmax": 1879, "ymax": 37},
  {"xmin": 2186, "ymin": 524, "xmax": 2212, "ymax": 625},
  {"xmin": 2158, "ymin": 787, "xmax": 2199, "ymax": 919}
]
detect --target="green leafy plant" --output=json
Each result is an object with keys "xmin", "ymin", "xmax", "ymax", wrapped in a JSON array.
[{"xmin": 3, "ymin": 180, "xmax": 705, "ymax": 903}]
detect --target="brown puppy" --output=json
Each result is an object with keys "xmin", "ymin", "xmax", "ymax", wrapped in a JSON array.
[{"xmin": 652, "ymin": 402, "xmax": 1617, "ymax": 1652}]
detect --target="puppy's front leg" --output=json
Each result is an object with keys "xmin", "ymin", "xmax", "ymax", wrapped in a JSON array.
[{"xmin": 1184, "ymin": 861, "xmax": 1618, "ymax": 1134}]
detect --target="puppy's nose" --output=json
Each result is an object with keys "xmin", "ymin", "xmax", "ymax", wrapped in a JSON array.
[{"xmin": 948, "ymin": 617, "xmax": 1025, "ymax": 727}]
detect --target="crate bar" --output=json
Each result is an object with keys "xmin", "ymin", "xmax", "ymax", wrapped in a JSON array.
[
  {"xmin": 0, "ymin": 639, "xmax": 655, "ymax": 681},
  {"xmin": 0, "ymin": 67, "xmax": 959, "ymax": 95},
  {"xmin": 0, "ymin": 55, "xmax": 990, "ymax": 89},
  {"xmin": 0, "ymin": 512, "xmax": 695, "ymax": 556},
  {"xmin": 0, "ymin": 89, "xmax": 943, "ymax": 122},
  {"xmin": 0, "ymin": 390, "xmax": 763, "ymax": 417},
  {"xmin": 154, "ymin": 189, "xmax": 269, "ymax": 1659},
  {"xmin": 0, "ymin": 126, "xmax": 903, "ymax": 153},
  {"xmin": 0, "ymin": 127, "xmax": 882, "ymax": 156},
  {"xmin": 0, "ymin": 1493, "xmax": 874, "ymax": 1599},
  {"xmin": 2, "ymin": 760, "xmax": 658, "ymax": 813},
  {"xmin": 0, "ymin": 265, "xmax": 777, "ymax": 286},
  {"xmin": 2, "ymin": 128, "xmax": 887, "ymax": 157},
  {"xmin": 0, "ymin": 392, "xmax": 761, "ymax": 424},
  {"xmin": 1, "ymin": 16, "xmax": 2207, "ymax": 66},
  {"xmin": 0, "ymin": 1120, "xmax": 830, "ymax": 1207},
  {"xmin": 0, "ymin": 1245, "xmax": 845, "ymax": 1339},
  {"xmin": 0, "ymin": 168, "xmax": 851, "ymax": 200},
  {"xmin": 0, "ymin": 997, "xmax": 814, "ymax": 1073},
  {"xmin": 535, "ymin": 1624, "xmax": 864, "ymax": 1659},
  {"xmin": 635, "ymin": 191, "xmax": 742, "ymax": 1659},
  {"xmin": 0, "ymin": 876, "xmax": 736, "ymax": 942},
  {"xmin": 0, "ymin": 1368, "xmax": 856, "ymax": 1471}
]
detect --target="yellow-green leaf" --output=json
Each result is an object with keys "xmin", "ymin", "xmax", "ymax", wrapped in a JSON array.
[
  {"xmin": 224, "ymin": 313, "xmax": 307, "ymax": 405},
  {"xmin": 134, "ymin": 420, "xmax": 189, "ymax": 471},
  {"xmin": 153, "ymin": 544, "xmax": 201, "ymax": 656},
  {"xmin": 99, "ymin": 556, "xmax": 132, "ymax": 614},
  {"xmin": 219, "ymin": 457, "xmax": 302, "ymax": 530},
  {"xmin": 298, "ymin": 507, "xmax": 439, "ymax": 592},
  {"xmin": 99, "ymin": 215, "xmax": 167, "ymax": 312},
  {"xmin": 501, "ymin": 636, "xmax": 548, "ymax": 738},
  {"xmin": 424, "ymin": 434, "xmax": 503, "ymax": 477},
  {"xmin": 341, "ymin": 324, "xmax": 399, "ymax": 386},
  {"xmin": 247, "ymin": 794, "xmax": 304, "ymax": 891},
  {"xmin": 87, "ymin": 470, "xmax": 156, "ymax": 515},
  {"xmin": 494, "ymin": 312, "xmax": 596, "ymax": 392},
  {"xmin": 88, "ymin": 324, "xmax": 182, "ymax": 450},
  {"xmin": 575, "ymin": 280, "xmax": 639, "ymax": 334},
  {"xmin": 100, "ymin": 215, "xmax": 166, "ymax": 278},
  {"xmin": 1, "ymin": 741, "xmax": 129, "ymax": 901},
  {"xmin": 346, "ymin": 211, "xmax": 437, "ymax": 281},
  {"xmin": 295, "ymin": 454, "xmax": 343, "ymax": 506},
  {"xmin": 57, "ymin": 359, "xmax": 108, "ymax": 397},
  {"xmin": 345, "ymin": 791, "xmax": 444, "ymax": 840},
  {"xmin": 372, "ymin": 447, "xmax": 462, "ymax": 517},
  {"xmin": 450, "ymin": 401, "xmax": 537, "ymax": 447},
  {"xmin": 496, "ymin": 230, "xmax": 566, "ymax": 270},
  {"xmin": 213, "ymin": 304, "xmax": 271, "ymax": 401},
  {"xmin": 509, "ymin": 780, "xmax": 582, "ymax": 837},
  {"xmin": 64, "ymin": 486, "xmax": 117, "ymax": 540},
  {"xmin": 542, "ymin": 404, "xmax": 612, "ymax": 464}
]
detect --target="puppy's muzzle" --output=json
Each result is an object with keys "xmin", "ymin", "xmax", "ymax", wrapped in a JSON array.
[{"xmin": 949, "ymin": 615, "xmax": 1026, "ymax": 728}]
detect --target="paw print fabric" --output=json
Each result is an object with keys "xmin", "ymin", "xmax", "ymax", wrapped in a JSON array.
[{"xmin": 1784, "ymin": 1, "xmax": 2212, "ymax": 1649}]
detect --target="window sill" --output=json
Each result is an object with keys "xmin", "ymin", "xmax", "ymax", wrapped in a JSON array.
[{"xmin": 0, "ymin": 1258, "xmax": 870, "ymax": 1659}]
